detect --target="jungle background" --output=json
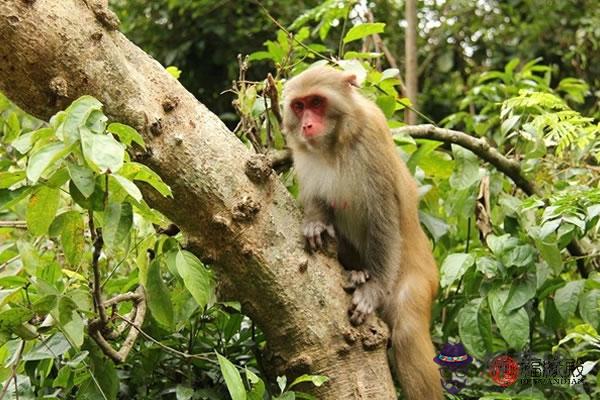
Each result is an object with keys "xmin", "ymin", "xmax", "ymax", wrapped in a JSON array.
[{"xmin": 1, "ymin": 0, "xmax": 599, "ymax": 399}]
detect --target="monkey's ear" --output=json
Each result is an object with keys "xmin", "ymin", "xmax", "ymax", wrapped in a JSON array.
[{"xmin": 344, "ymin": 73, "xmax": 359, "ymax": 88}]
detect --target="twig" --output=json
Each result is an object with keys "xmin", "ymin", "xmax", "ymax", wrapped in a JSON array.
[
  {"xmin": 0, "ymin": 220, "xmax": 27, "ymax": 228},
  {"xmin": 89, "ymin": 210, "xmax": 108, "ymax": 325},
  {"xmin": 114, "ymin": 313, "xmax": 215, "ymax": 363},
  {"xmin": 89, "ymin": 287, "xmax": 146, "ymax": 363}
]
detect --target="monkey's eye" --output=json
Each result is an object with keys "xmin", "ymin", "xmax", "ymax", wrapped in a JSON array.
[
  {"xmin": 310, "ymin": 97, "xmax": 323, "ymax": 108},
  {"xmin": 292, "ymin": 101, "xmax": 304, "ymax": 112}
]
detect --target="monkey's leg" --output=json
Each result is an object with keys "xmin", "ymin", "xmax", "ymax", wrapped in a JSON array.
[
  {"xmin": 388, "ymin": 277, "xmax": 443, "ymax": 400},
  {"xmin": 337, "ymin": 236, "xmax": 370, "ymax": 292}
]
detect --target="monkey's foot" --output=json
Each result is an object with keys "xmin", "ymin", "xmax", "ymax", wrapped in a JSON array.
[
  {"xmin": 303, "ymin": 221, "xmax": 335, "ymax": 251},
  {"xmin": 343, "ymin": 270, "xmax": 370, "ymax": 293},
  {"xmin": 349, "ymin": 283, "xmax": 379, "ymax": 325}
]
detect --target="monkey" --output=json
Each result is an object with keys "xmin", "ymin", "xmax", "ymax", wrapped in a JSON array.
[{"xmin": 282, "ymin": 65, "xmax": 442, "ymax": 400}]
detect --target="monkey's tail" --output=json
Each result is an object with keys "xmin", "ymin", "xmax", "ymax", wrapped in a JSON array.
[{"xmin": 389, "ymin": 280, "xmax": 443, "ymax": 400}]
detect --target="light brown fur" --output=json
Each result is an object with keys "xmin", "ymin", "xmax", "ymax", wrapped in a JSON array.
[{"xmin": 283, "ymin": 65, "xmax": 442, "ymax": 400}]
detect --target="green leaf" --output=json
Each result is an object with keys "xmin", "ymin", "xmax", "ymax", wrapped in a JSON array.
[
  {"xmin": 68, "ymin": 163, "xmax": 96, "ymax": 198},
  {"xmin": 26, "ymin": 185, "xmax": 60, "ymax": 236},
  {"xmin": 57, "ymin": 211, "xmax": 86, "ymax": 267},
  {"xmin": 119, "ymin": 162, "xmax": 172, "ymax": 197},
  {"xmin": 0, "ymin": 171, "xmax": 26, "ymax": 189},
  {"xmin": 343, "ymin": 22, "xmax": 385, "ymax": 44},
  {"xmin": 111, "ymin": 174, "xmax": 143, "ymax": 202},
  {"xmin": 107, "ymin": 123, "xmax": 145, "ymax": 148},
  {"xmin": 26, "ymin": 142, "xmax": 71, "ymax": 183},
  {"xmin": 146, "ymin": 259, "xmax": 174, "ymax": 328},
  {"xmin": 289, "ymin": 374, "xmax": 329, "ymax": 388},
  {"xmin": 77, "ymin": 339, "xmax": 118, "ymax": 400},
  {"xmin": 554, "ymin": 280, "xmax": 585, "ymax": 320},
  {"xmin": 166, "ymin": 65, "xmax": 182, "ymax": 79},
  {"xmin": 440, "ymin": 253, "xmax": 474, "ymax": 288},
  {"xmin": 488, "ymin": 289, "xmax": 529, "ymax": 350},
  {"xmin": 58, "ymin": 297, "xmax": 84, "ymax": 348},
  {"xmin": 579, "ymin": 289, "xmax": 600, "ymax": 330},
  {"xmin": 449, "ymin": 145, "xmax": 480, "ymax": 190},
  {"xmin": 458, "ymin": 298, "xmax": 489, "ymax": 358},
  {"xmin": 61, "ymin": 95, "xmax": 103, "ymax": 145},
  {"xmin": 503, "ymin": 274, "xmax": 536, "ymax": 312},
  {"xmin": 68, "ymin": 179, "xmax": 104, "ymax": 211},
  {"xmin": 23, "ymin": 333, "xmax": 71, "ymax": 360},
  {"xmin": 11, "ymin": 127, "xmax": 54, "ymax": 154},
  {"xmin": 80, "ymin": 128, "xmax": 125, "ymax": 173},
  {"xmin": 0, "ymin": 186, "xmax": 33, "ymax": 211},
  {"xmin": 0, "ymin": 288, "xmax": 20, "ymax": 308},
  {"xmin": 103, "ymin": 202, "xmax": 133, "ymax": 250},
  {"xmin": 217, "ymin": 352, "xmax": 247, "ymax": 400},
  {"xmin": 176, "ymin": 250, "xmax": 213, "ymax": 308}
]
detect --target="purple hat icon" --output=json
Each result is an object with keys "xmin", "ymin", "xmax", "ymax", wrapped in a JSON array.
[{"xmin": 434, "ymin": 343, "xmax": 473, "ymax": 369}]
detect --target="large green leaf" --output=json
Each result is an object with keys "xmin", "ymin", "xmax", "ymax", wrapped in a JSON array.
[
  {"xmin": 440, "ymin": 253, "xmax": 474, "ymax": 288},
  {"xmin": 68, "ymin": 163, "xmax": 96, "ymax": 198},
  {"xmin": 217, "ymin": 352, "xmax": 246, "ymax": 400},
  {"xmin": 22, "ymin": 333, "xmax": 71, "ymax": 361},
  {"xmin": 145, "ymin": 259, "xmax": 174, "ymax": 328},
  {"xmin": 488, "ymin": 288, "xmax": 529, "ymax": 350},
  {"xmin": 554, "ymin": 280, "xmax": 585, "ymax": 320},
  {"xmin": 107, "ymin": 123, "xmax": 145, "ymax": 148},
  {"xmin": 11, "ymin": 127, "xmax": 54, "ymax": 154},
  {"xmin": 0, "ymin": 171, "xmax": 26, "ymax": 189},
  {"xmin": 111, "ymin": 174, "xmax": 143, "ymax": 202},
  {"xmin": 52, "ymin": 211, "xmax": 86, "ymax": 267},
  {"xmin": 26, "ymin": 185, "xmax": 60, "ymax": 236},
  {"xmin": 103, "ymin": 202, "xmax": 133, "ymax": 250},
  {"xmin": 60, "ymin": 95, "xmax": 103, "ymax": 145},
  {"xmin": 80, "ymin": 128, "xmax": 125, "ymax": 173},
  {"xmin": 119, "ymin": 162, "xmax": 172, "ymax": 197},
  {"xmin": 503, "ymin": 273, "xmax": 536, "ymax": 312},
  {"xmin": 176, "ymin": 250, "xmax": 213, "ymax": 308},
  {"xmin": 26, "ymin": 142, "xmax": 71, "ymax": 183},
  {"xmin": 579, "ymin": 289, "xmax": 600, "ymax": 330},
  {"xmin": 457, "ymin": 298, "xmax": 493, "ymax": 359},
  {"xmin": 449, "ymin": 145, "xmax": 480, "ymax": 189},
  {"xmin": 343, "ymin": 22, "xmax": 385, "ymax": 44}
]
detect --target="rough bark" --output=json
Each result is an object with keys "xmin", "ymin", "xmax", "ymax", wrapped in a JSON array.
[
  {"xmin": 0, "ymin": 1, "xmax": 396, "ymax": 398},
  {"xmin": 404, "ymin": 0, "xmax": 418, "ymax": 124}
]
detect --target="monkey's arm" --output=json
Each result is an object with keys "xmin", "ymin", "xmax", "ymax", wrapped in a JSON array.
[{"xmin": 302, "ymin": 197, "xmax": 335, "ymax": 250}]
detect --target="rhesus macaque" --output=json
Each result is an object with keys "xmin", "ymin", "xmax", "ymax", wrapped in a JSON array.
[{"xmin": 282, "ymin": 65, "xmax": 442, "ymax": 400}]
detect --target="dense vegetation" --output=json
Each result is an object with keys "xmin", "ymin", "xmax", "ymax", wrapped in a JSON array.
[{"xmin": 1, "ymin": 1, "xmax": 599, "ymax": 399}]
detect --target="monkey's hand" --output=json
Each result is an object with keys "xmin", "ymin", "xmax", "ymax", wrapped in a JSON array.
[
  {"xmin": 303, "ymin": 221, "xmax": 335, "ymax": 251},
  {"xmin": 349, "ymin": 281, "xmax": 380, "ymax": 326},
  {"xmin": 343, "ymin": 270, "xmax": 370, "ymax": 293}
]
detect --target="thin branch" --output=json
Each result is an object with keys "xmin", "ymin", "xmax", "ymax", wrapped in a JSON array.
[
  {"xmin": 393, "ymin": 124, "xmax": 537, "ymax": 195},
  {"xmin": 0, "ymin": 220, "xmax": 27, "ymax": 228},
  {"xmin": 114, "ymin": 313, "xmax": 215, "ymax": 363}
]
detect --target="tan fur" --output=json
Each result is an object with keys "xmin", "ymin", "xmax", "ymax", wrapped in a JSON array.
[{"xmin": 283, "ymin": 65, "xmax": 442, "ymax": 400}]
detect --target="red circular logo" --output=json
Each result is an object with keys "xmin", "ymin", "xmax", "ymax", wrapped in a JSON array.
[{"xmin": 489, "ymin": 355, "xmax": 520, "ymax": 387}]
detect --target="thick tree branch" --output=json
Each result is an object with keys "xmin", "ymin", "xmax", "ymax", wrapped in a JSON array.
[{"xmin": 0, "ymin": 1, "xmax": 395, "ymax": 398}]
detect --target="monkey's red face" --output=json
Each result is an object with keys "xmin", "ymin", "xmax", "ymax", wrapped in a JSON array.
[{"xmin": 290, "ymin": 95, "xmax": 328, "ymax": 139}]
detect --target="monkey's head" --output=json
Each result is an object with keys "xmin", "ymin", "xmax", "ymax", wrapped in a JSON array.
[{"xmin": 282, "ymin": 65, "xmax": 358, "ymax": 148}]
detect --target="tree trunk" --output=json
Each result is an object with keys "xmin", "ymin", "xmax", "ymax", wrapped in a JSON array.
[
  {"xmin": 404, "ymin": 0, "xmax": 418, "ymax": 124},
  {"xmin": 0, "ymin": 1, "xmax": 396, "ymax": 398}
]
